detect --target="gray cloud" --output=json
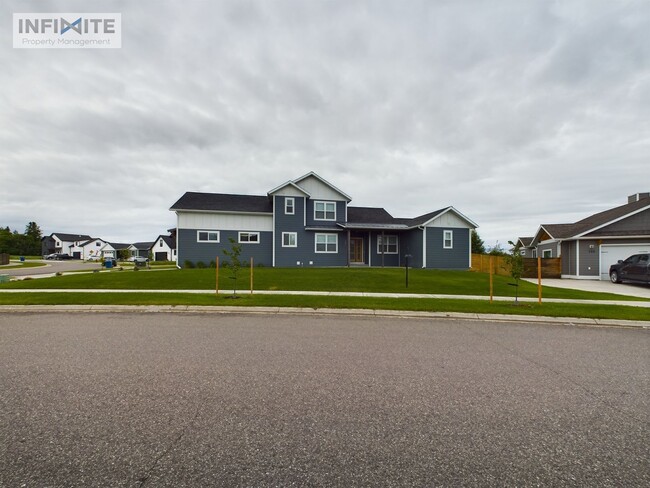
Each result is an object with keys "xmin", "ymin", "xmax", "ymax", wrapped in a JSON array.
[{"xmin": 1, "ymin": 0, "xmax": 648, "ymax": 246}]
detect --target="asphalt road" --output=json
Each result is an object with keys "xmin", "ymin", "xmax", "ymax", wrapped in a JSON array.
[
  {"xmin": 1, "ymin": 260, "xmax": 101, "ymax": 277},
  {"xmin": 1, "ymin": 313, "xmax": 648, "ymax": 487}
]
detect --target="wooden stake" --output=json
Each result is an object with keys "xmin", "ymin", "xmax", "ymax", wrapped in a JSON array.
[
  {"xmin": 215, "ymin": 256, "xmax": 219, "ymax": 295},
  {"xmin": 537, "ymin": 255, "xmax": 542, "ymax": 304},
  {"xmin": 489, "ymin": 255, "xmax": 494, "ymax": 304},
  {"xmin": 250, "ymin": 257, "xmax": 254, "ymax": 295}
]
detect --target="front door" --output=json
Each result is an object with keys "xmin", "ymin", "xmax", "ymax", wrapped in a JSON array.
[{"xmin": 350, "ymin": 238, "xmax": 364, "ymax": 264}]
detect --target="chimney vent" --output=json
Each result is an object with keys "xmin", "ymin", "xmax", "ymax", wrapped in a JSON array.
[{"xmin": 628, "ymin": 193, "xmax": 650, "ymax": 203}]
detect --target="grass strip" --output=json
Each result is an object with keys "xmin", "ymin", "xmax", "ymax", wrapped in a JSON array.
[
  {"xmin": 0, "ymin": 292, "xmax": 648, "ymax": 322},
  {"xmin": 2, "ymin": 268, "xmax": 646, "ymax": 302}
]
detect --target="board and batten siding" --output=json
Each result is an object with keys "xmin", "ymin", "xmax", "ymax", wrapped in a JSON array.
[{"xmin": 177, "ymin": 211, "xmax": 273, "ymax": 232}]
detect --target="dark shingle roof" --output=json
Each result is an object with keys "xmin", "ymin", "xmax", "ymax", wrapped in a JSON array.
[
  {"xmin": 131, "ymin": 242, "xmax": 154, "ymax": 250},
  {"xmin": 49, "ymin": 233, "xmax": 92, "ymax": 242},
  {"xmin": 347, "ymin": 207, "xmax": 394, "ymax": 224},
  {"xmin": 542, "ymin": 197, "xmax": 650, "ymax": 239},
  {"xmin": 170, "ymin": 192, "xmax": 273, "ymax": 213}
]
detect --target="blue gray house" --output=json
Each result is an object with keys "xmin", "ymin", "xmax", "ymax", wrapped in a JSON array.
[{"xmin": 170, "ymin": 172, "xmax": 478, "ymax": 269}]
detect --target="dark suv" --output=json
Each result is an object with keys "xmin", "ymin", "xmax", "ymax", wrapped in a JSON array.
[{"xmin": 609, "ymin": 254, "xmax": 650, "ymax": 284}]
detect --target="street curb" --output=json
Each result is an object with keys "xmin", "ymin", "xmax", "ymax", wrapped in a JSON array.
[{"xmin": 0, "ymin": 305, "xmax": 648, "ymax": 330}]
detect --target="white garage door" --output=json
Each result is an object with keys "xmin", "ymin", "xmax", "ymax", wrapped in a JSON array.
[{"xmin": 600, "ymin": 244, "xmax": 650, "ymax": 280}]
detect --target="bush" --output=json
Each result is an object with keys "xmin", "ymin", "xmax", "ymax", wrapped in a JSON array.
[
  {"xmin": 196, "ymin": 261, "xmax": 206, "ymax": 269},
  {"xmin": 184, "ymin": 260, "xmax": 195, "ymax": 269},
  {"xmin": 209, "ymin": 260, "xmax": 216, "ymax": 268}
]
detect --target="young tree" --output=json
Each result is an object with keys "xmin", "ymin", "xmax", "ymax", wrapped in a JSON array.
[
  {"xmin": 471, "ymin": 230, "xmax": 487, "ymax": 254},
  {"xmin": 23, "ymin": 222, "xmax": 42, "ymax": 255},
  {"xmin": 504, "ymin": 240, "xmax": 525, "ymax": 302},
  {"xmin": 222, "ymin": 237, "xmax": 243, "ymax": 298}
]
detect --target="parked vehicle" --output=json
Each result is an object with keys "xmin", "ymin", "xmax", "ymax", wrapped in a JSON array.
[
  {"xmin": 45, "ymin": 253, "xmax": 72, "ymax": 260},
  {"xmin": 133, "ymin": 256, "xmax": 149, "ymax": 264},
  {"xmin": 609, "ymin": 254, "xmax": 650, "ymax": 284}
]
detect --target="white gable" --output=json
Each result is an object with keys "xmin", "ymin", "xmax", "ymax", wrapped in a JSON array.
[
  {"xmin": 295, "ymin": 174, "xmax": 350, "ymax": 201},
  {"xmin": 425, "ymin": 209, "xmax": 476, "ymax": 229}
]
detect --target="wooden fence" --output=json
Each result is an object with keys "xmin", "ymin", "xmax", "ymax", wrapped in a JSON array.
[
  {"xmin": 0, "ymin": 253, "xmax": 9, "ymax": 266},
  {"xmin": 470, "ymin": 254, "xmax": 562, "ymax": 279}
]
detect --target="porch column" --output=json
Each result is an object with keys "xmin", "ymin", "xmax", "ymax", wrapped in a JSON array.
[{"xmin": 347, "ymin": 230, "xmax": 351, "ymax": 267}]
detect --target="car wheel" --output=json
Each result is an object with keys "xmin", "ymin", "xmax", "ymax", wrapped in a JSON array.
[{"xmin": 610, "ymin": 271, "xmax": 621, "ymax": 283}]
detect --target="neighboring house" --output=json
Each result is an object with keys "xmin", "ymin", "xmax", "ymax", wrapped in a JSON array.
[
  {"xmin": 128, "ymin": 242, "xmax": 154, "ymax": 260},
  {"xmin": 516, "ymin": 237, "xmax": 535, "ymax": 258},
  {"xmin": 41, "ymin": 233, "xmax": 92, "ymax": 257},
  {"xmin": 152, "ymin": 235, "xmax": 177, "ymax": 262},
  {"xmin": 72, "ymin": 238, "xmax": 108, "ymax": 261},
  {"xmin": 106, "ymin": 243, "xmax": 131, "ymax": 259},
  {"xmin": 528, "ymin": 193, "xmax": 650, "ymax": 280},
  {"xmin": 170, "ymin": 171, "xmax": 478, "ymax": 269}
]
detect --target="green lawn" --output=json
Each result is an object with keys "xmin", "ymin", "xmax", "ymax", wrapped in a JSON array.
[
  {"xmin": 1, "ymin": 267, "xmax": 646, "ymax": 302},
  {"xmin": 0, "ymin": 292, "xmax": 647, "ymax": 321}
]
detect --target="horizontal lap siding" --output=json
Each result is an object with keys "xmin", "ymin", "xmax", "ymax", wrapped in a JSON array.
[
  {"xmin": 178, "ymin": 229, "xmax": 272, "ymax": 267},
  {"xmin": 426, "ymin": 228, "xmax": 470, "ymax": 269}
]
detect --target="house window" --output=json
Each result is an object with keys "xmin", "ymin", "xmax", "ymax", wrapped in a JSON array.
[
  {"xmin": 285, "ymin": 198, "xmax": 295, "ymax": 215},
  {"xmin": 377, "ymin": 235, "xmax": 398, "ymax": 254},
  {"xmin": 542, "ymin": 249, "xmax": 552, "ymax": 258},
  {"xmin": 314, "ymin": 201, "xmax": 336, "ymax": 221},
  {"xmin": 282, "ymin": 232, "xmax": 297, "ymax": 247},
  {"xmin": 239, "ymin": 232, "xmax": 260, "ymax": 244},
  {"xmin": 96, "ymin": 242, "xmax": 101, "ymax": 247},
  {"xmin": 532, "ymin": 249, "xmax": 537, "ymax": 258},
  {"xmin": 521, "ymin": 249, "xmax": 526, "ymax": 256},
  {"xmin": 197, "ymin": 231, "xmax": 219, "ymax": 243},
  {"xmin": 315, "ymin": 233, "xmax": 338, "ymax": 253},
  {"xmin": 443, "ymin": 230, "xmax": 453, "ymax": 249},
  {"xmin": 159, "ymin": 240, "xmax": 163, "ymax": 247}
]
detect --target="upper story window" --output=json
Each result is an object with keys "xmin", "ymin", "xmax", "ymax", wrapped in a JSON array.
[
  {"xmin": 443, "ymin": 230, "xmax": 453, "ymax": 249},
  {"xmin": 314, "ymin": 201, "xmax": 336, "ymax": 221},
  {"xmin": 285, "ymin": 197, "xmax": 295, "ymax": 215},
  {"xmin": 198, "ymin": 231, "xmax": 219, "ymax": 242},
  {"xmin": 239, "ymin": 232, "xmax": 260, "ymax": 244}
]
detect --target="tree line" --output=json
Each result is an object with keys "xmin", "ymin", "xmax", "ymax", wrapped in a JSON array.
[{"xmin": 0, "ymin": 222, "xmax": 43, "ymax": 256}]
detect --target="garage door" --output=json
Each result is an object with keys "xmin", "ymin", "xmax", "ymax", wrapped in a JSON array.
[
  {"xmin": 155, "ymin": 252, "xmax": 168, "ymax": 261},
  {"xmin": 600, "ymin": 244, "xmax": 650, "ymax": 280}
]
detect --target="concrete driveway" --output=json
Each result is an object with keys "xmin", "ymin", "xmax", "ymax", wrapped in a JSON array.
[{"xmin": 524, "ymin": 278, "xmax": 650, "ymax": 299}]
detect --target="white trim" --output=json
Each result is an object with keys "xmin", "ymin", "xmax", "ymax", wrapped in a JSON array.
[
  {"xmin": 238, "ymin": 232, "xmax": 260, "ymax": 244},
  {"xmin": 377, "ymin": 234, "xmax": 398, "ymax": 254},
  {"xmin": 303, "ymin": 198, "xmax": 307, "ymax": 227},
  {"xmin": 292, "ymin": 171, "xmax": 353, "ymax": 202},
  {"xmin": 573, "ymin": 204, "xmax": 650, "ymax": 238},
  {"xmin": 468, "ymin": 231, "xmax": 472, "ymax": 267},
  {"xmin": 197, "ymin": 230, "xmax": 220, "ymax": 243},
  {"xmin": 282, "ymin": 232, "xmax": 297, "ymax": 248},
  {"xmin": 315, "ymin": 233, "xmax": 338, "ymax": 253},
  {"xmin": 420, "ymin": 206, "xmax": 478, "ymax": 229},
  {"xmin": 172, "ymin": 208, "xmax": 271, "ymax": 217},
  {"xmin": 267, "ymin": 180, "xmax": 311, "ymax": 197},
  {"xmin": 542, "ymin": 249, "xmax": 552, "ymax": 258},
  {"xmin": 443, "ymin": 230, "xmax": 453, "ymax": 249},
  {"xmin": 314, "ymin": 201, "xmax": 336, "ymax": 221},
  {"xmin": 285, "ymin": 197, "xmax": 295, "ymax": 215},
  {"xmin": 272, "ymin": 198, "xmax": 276, "ymax": 267},
  {"xmin": 422, "ymin": 227, "xmax": 427, "ymax": 268}
]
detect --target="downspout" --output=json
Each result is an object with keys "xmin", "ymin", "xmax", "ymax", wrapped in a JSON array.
[{"xmin": 420, "ymin": 226, "xmax": 426, "ymax": 268}]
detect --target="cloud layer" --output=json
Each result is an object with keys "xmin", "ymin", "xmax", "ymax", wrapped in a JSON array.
[{"xmin": 2, "ymin": 0, "xmax": 648, "ymax": 246}]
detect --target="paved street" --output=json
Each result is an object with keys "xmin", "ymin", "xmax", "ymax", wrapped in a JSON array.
[
  {"xmin": 0, "ymin": 259, "xmax": 102, "ymax": 277},
  {"xmin": 1, "ymin": 312, "xmax": 648, "ymax": 487}
]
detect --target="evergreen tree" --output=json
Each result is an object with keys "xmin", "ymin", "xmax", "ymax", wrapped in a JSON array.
[{"xmin": 471, "ymin": 230, "xmax": 487, "ymax": 254}]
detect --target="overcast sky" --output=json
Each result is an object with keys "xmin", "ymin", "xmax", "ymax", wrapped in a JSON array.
[{"xmin": 1, "ymin": 0, "xmax": 648, "ymax": 248}]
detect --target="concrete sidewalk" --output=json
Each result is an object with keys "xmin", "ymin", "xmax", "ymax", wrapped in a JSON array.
[
  {"xmin": 1, "ymin": 288, "xmax": 649, "ymax": 308},
  {"xmin": 0, "ymin": 304, "xmax": 648, "ymax": 330}
]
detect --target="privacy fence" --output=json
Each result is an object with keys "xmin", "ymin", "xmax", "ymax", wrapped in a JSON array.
[
  {"xmin": 470, "ymin": 254, "xmax": 562, "ymax": 279},
  {"xmin": 0, "ymin": 254, "xmax": 9, "ymax": 266}
]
